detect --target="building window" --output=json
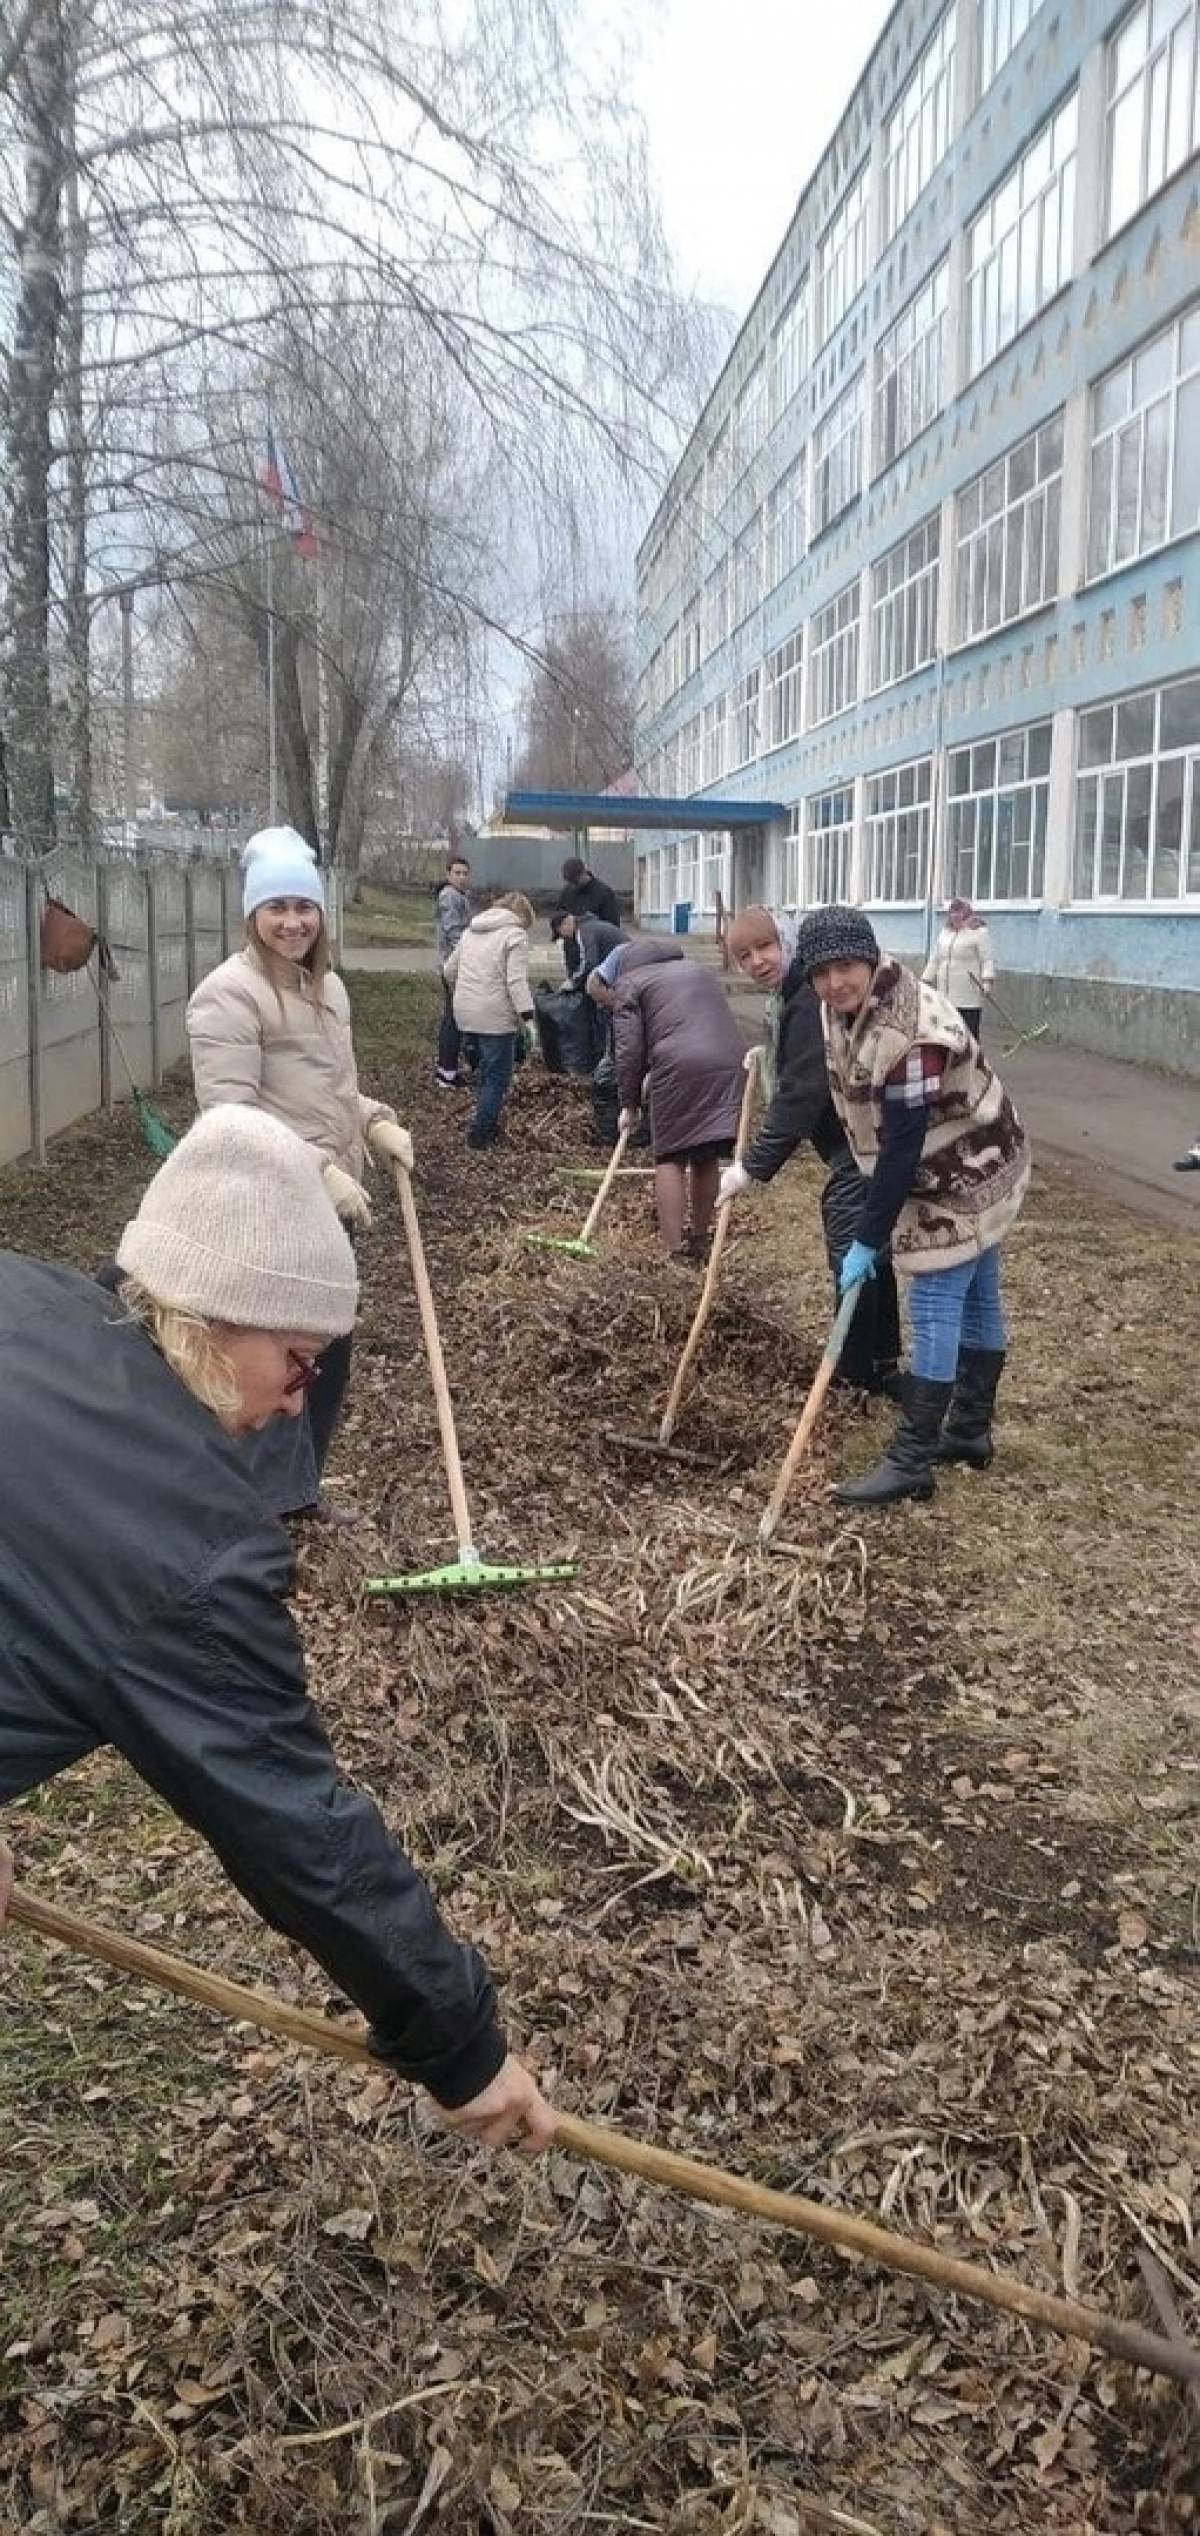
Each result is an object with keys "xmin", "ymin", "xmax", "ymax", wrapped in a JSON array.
[
  {"xmin": 766, "ymin": 630, "xmax": 804, "ymax": 748},
  {"xmin": 815, "ymin": 162, "xmax": 869, "ymax": 348},
  {"xmin": 702, "ymin": 560, "xmax": 729, "ymax": 659},
  {"xmin": 771, "ymin": 285, "xmax": 809, "ymax": 425},
  {"xmin": 1088, "ymin": 303, "xmax": 1200, "ymax": 580},
  {"xmin": 966, "ymin": 94, "xmax": 1077, "ymax": 377},
  {"xmin": 955, "ymin": 411, "xmax": 1063, "ymax": 643},
  {"xmin": 702, "ymin": 833, "xmax": 729, "ymax": 912},
  {"xmin": 865, "ymin": 758, "xmax": 933, "ymax": 900},
  {"xmin": 806, "ymin": 788, "xmax": 856, "ymax": 901},
  {"xmin": 731, "ymin": 667, "xmax": 761, "ymax": 768},
  {"xmin": 706, "ymin": 419, "xmax": 731, "ymax": 520},
  {"xmin": 680, "ymin": 713, "xmax": 703, "ymax": 794},
  {"xmin": 875, "ymin": 260, "xmax": 948, "ymax": 473},
  {"xmin": 1107, "ymin": 0, "xmax": 1200, "ymax": 236},
  {"xmin": 808, "ymin": 580, "xmax": 860, "ymax": 726},
  {"xmin": 883, "ymin": 10, "xmax": 956, "ymax": 242},
  {"xmin": 703, "ymin": 695, "xmax": 728, "ymax": 785},
  {"xmin": 680, "ymin": 603, "xmax": 701, "ymax": 685},
  {"xmin": 766, "ymin": 454, "xmax": 807, "ymax": 589},
  {"xmin": 782, "ymin": 806, "xmax": 803, "ymax": 905},
  {"xmin": 733, "ymin": 359, "xmax": 767, "ymax": 483},
  {"xmin": 675, "ymin": 834, "xmax": 702, "ymax": 909},
  {"xmin": 812, "ymin": 373, "xmax": 864, "ymax": 537},
  {"xmin": 870, "ymin": 512, "xmax": 940, "ymax": 692},
  {"xmin": 1075, "ymin": 676, "xmax": 1200, "ymax": 900},
  {"xmin": 948, "ymin": 722, "xmax": 1051, "ymax": 901},
  {"xmin": 978, "ymin": 0, "xmax": 1046, "ymax": 93},
  {"xmin": 731, "ymin": 513, "xmax": 763, "ymax": 626},
  {"xmin": 642, "ymin": 847, "xmax": 665, "ymax": 913}
]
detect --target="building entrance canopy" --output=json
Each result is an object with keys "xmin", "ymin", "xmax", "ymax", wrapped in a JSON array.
[{"xmin": 500, "ymin": 790, "xmax": 785, "ymax": 834}]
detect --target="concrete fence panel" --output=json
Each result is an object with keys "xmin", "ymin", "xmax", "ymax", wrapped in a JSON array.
[{"xmin": 0, "ymin": 864, "xmax": 30, "ymax": 1163}]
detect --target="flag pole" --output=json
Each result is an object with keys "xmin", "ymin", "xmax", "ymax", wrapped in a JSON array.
[
  {"xmin": 266, "ymin": 525, "xmax": 278, "ymax": 826},
  {"xmin": 315, "ymin": 497, "xmax": 329, "ymax": 860}
]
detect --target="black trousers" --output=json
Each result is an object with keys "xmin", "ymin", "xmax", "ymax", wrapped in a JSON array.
[
  {"xmin": 957, "ymin": 1005, "xmax": 982, "ymax": 1040},
  {"xmin": 437, "ymin": 982, "xmax": 462, "ymax": 1078},
  {"xmin": 307, "ymin": 1331, "xmax": 354, "ymax": 1476},
  {"xmin": 820, "ymin": 1151, "xmax": 901, "ymax": 1387}
]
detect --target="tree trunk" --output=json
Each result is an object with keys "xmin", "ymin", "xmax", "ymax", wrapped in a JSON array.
[
  {"xmin": 61, "ymin": 23, "xmax": 91, "ymax": 851},
  {"xmin": 2, "ymin": 0, "xmax": 67, "ymax": 854}
]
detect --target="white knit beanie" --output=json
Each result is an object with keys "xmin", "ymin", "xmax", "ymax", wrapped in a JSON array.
[
  {"xmin": 116, "ymin": 1106, "xmax": 357, "ymax": 1336},
  {"xmin": 242, "ymin": 827, "xmax": 327, "ymax": 919}
]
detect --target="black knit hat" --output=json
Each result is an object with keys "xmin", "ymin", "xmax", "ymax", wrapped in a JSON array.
[{"xmin": 796, "ymin": 906, "xmax": 880, "ymax": 979}]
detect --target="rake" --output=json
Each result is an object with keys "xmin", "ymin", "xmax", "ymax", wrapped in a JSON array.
[
  {"xmin": 364, "ymin": 1162, "xmax": 577, "ymax": 1598},
  {"xmin": 8, "ymin": 1881, "xmax": 1200, "ymax": 2394},
  {"xmin": 525, "ymin": 1125, "xmax": 631, "ymax": 1258},
  {"xmin": 90, "ymin": 957, "xmax": 179, "ymax": 1158},
  {"xmin": 759, "ymin": 1276, "xmax": 865, "ymax": 1546},
  {"xmin": 978, "ymin": 978, "xmax": 1049, "ymax": 1054}
]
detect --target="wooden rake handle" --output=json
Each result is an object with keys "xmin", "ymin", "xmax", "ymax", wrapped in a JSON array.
[
  {"xmin": 579, "ymin": 1124, "xmax": 631, "ymax": 1245},
  {"xmin": 391, "ymin": 1162, "xmax": 476, "ymax": 1562},
  {"xmin": 658, "ymin": 1051, "xmax": 759, "ymax": 1447},
  {"xmin": 8, "ymin": 1884, "xmax": 1199, "ymax": 2391},
  {"xmin": 759, "ymin": 1278, "xmax": 864, "ymax": 1544}
]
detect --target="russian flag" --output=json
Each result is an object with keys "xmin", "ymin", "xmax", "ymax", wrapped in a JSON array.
[{"xmin": 262, "ymin": 422, "xmax": 317, "ymax": 560}]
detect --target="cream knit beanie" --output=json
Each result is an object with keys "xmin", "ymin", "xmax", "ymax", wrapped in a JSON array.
[
  {"xmin": 242, "ymin": 827, "xmax": 327, "ymax": 919},
  {"xmin": 117, "ymin": 1106, "xmax": 357, "ymax": 1336}
]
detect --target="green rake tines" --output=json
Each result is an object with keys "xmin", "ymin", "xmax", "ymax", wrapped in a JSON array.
[
  {"xmin": 365, "ymin": 1550, "xmax": 578, "ymax": 1599},
  {"xmin": 525, "ymin": 1123, "xmax": 631, "ymax": 1262}
]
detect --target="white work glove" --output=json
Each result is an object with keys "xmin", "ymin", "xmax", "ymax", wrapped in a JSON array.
[
  {"xmin": 618, "ymin": 1107, "xmax": 639, "ymax": 1136},
  {"xmin": 743, "ymin": 1044, "xmax": 762, "ymax": 1076},
  {"xmin": 717, "ymin": 1161, "xmax": 751, "ymax": 1208},
  {"xmin": 367, "ymin": 1116, "xmax": 414, "ymax": 1172},
  {"xmin": 323, "ymin": 1161, "xmax": 373, "ymax": 1230}
]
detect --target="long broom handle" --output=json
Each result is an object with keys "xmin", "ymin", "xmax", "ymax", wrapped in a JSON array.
[
  {"xmin": 658, "ymin": 1052, "xmax": 759, "ymax": 1447},
  {"xmin": 7, "ymin": 1882, "xmax": 1198, "ymax": 2392},
  {"xmin": 758, "ymin": 1278, "xmax": 864, "ymax": 1544},
  {"xmin": 578, "ymin": 1124, "xmax": 631, "ymax": 1244},
  {"xmin": 392, "ymin": 1163, "xmax": 477, "ymax": 1562}
]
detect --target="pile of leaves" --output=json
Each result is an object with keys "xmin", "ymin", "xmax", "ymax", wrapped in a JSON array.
[{"xmin": 2, "ymin": 971, "xmax": 1198, "ymax": 2534}]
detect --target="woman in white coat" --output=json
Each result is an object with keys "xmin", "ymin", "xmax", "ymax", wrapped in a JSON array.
[{"xmin": 922, "ymin": 898, "xmax": 995, "ymax": 1040}]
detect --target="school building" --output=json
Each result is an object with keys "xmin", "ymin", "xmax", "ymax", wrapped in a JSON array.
[{"xmin": 633, "ymin": 0, "xmax": 1200, "ymax": 1073}]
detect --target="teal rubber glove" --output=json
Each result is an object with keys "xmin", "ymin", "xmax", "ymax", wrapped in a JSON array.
[{"xmin": 838, "ymin": 1239, "xmax": 877, "ymax": 1295}]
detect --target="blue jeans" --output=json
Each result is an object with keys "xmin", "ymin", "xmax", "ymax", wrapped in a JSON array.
[
  {"xmin": 906, "ymin": 1246, "xmax": 1007, "ymax": 1381},
  {"xmin": 470, "ymin": 1032, "xmax": 515, "ymax": 1143}
]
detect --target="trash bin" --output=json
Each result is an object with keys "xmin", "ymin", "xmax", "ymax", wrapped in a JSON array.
[{"xmin": 671, "ymin": 900, "xmax": 692, "ymax": 936}]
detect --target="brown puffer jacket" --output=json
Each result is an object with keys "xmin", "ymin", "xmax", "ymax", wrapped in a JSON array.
[{"xmin": 613, "ymin": 941, "xmax": 744, "ymax": 1159}]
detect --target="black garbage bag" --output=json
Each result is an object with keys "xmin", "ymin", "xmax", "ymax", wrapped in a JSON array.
[{"xmin": 534, "ymin": 983, "xmax": 603, "ymax": 1078}]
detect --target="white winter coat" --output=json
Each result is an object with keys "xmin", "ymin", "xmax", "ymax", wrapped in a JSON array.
[
  {"xmin": 187, "ymin": 946, "xmax": 391, "ymax": 1178},
  {"xmin": 444, "ymin": 906, "xmax": 534, "ymax": 1035},
  {"xmin": 922, "ymin": 923, "xmax": 996, "ymax": 1010}
]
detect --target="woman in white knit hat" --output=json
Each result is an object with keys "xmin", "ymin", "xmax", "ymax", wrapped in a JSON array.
[
  {"xmin": 0, "ymin": 1106, "xmax": 553, "ymax": 2153},
  {"xmin": 186, "ymin": 827, "xmax": 413, "ymax": 1505}
]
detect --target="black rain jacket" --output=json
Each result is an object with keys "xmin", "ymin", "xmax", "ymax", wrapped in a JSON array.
[
  {"xmin": 744, "ymin": 954, "xmax": 847, "ymax": 1183},
  {"xmin": 0, "ymin": 1254, "xmax": 505, "ymax": 2108}
]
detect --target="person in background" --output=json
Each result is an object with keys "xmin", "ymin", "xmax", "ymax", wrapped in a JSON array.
[
  {"xmin": 0, "ymin": 1107, "xmax": 553, "ymax": 2154},
  {"xmin": 444, "ymin": 891, "xmax": 537, "ymax": 1151},
  {"xmin": 1173, "ymin": 1132, "xmax": 1200, "ymax": 1172},
  {"xmin": 186, "ymin": 828, "xmax": 413, "ymax": 1512},
  {"xmin": 549, "ymin": 906, "xmax": 627, "ymax": 990},
  {"xmin": 558, "ymin": 856, "xmax": 621, "ymax": 975},
  {"xmin": 922, "ymin": 897, "xmax": 996, "ymax": 1039},
  {"xmin": 605, "ymin": 939, "xmax": 743, "ymax": 1260},
  {"xmin": 718, "ymin": 905, "xmax": 901, "ymax": 1398},
  {"xmin": 797, "ymin": 908, "xmax": 1030, "ymax": 1506},
  {"xmin": 434, "ymin": 850, "xmax": 473, "ymax": 1089}
]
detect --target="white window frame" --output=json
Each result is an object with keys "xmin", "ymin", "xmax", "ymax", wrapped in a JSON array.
[
  {"xmin": 675, "ymin": 834, "xmax": 702, "ymax": 910},
  {"xmin": 702, "ymin": 560, "xmax": 729, "ymax": 659},
  {"xmin": 680, "ymin": 713, "xmax": 703, "ymax": 794},
  {"xmin": 730, "ymin": 512, "xmax": 763, "ymax": 627},
  {"xmin": 766, "ymin": 453, "xmax": 807, "ymax": 590},
  {"xmin": 703, "ymin": 695, "xmax": 728, "ymax": 785},
  {"xmin": 978, "ymin": 0, "xmax": 1045, "ymax": 96},
  {"xmin": 1106, "ymin": 0, "xmax": 1200, "ymax": 238},
  {"xmin": 642, "ymin": 847, "xmax": 665, "ymax": 914},
  {"xmin": 771, "ymin": 284, "xmax": 809, "ymax": 425},
  {"xmin": 782, "ymin": 805, "xmax": 803, "ymax": 906},
  {"xmin": 812, "ymin": 372, "xmax": 864, "ymax": 537},
  {"xmin": 870, "ymin": 512, "xmax": 940, "ymax": 692},
  {"xmin": 733, "ymin": 358, "xmax": 768, "ymax": 484},
  {"xmin": 1074, "ymin": 676, "xmax": 1200, "ymax": 902},
  {"xmin": 864, "ymin": 757, "xmax": 933, "ymax": 903},
  {"xmin": 947, "ymin": 721, "xmax": 1052, "ymax": 903},
  {"xmin": 875, "ymin": 260, "xmax": 948, "ymax": 474},
  {"xmin": 1088, "ymin": 301, "xmax": 1200, "ymax": 581},
  {"xmin": 702, "ymin": 832, "xmax": 730, "ymax": 912},
  {"xmin": 966, "ymin": 93, "xmax": 1077, "ymax": 378},
  {"xmin": 808, "ymin": 580, "xmax": 860, "ymax": 727},
  {"xmin": 815, "ymin": 162, "xmax": 869, "ymax": 348},
  {"xmin": 805, "ymin": 788, "xmax": 856, "ymax": 902},
  {"xmin": 883, "ymin": 9, "xmax": 956, "ymax": 243},
  {"xmin": 766, "ymin": 629, "xmax": 804, "ymax": 749},
  {"xmin": 955, "ymin": 411, "xmax": 1063, "ymax": 644},
  {"xmin": 730, "ymin": 666, "xmax": 761, "ymax": 769}
]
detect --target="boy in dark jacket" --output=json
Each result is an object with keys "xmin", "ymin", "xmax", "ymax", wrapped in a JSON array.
[
  {"xmin": 434, "ymin": 852, "xmax": 473, "ymax": 1086},
  {"xmin": 718, "ymin": 906, "xmax": 901, "ymax": 1395},
  {"xmin": 558, "ymin": 858, "xmax": 621, "ymax": 974}
]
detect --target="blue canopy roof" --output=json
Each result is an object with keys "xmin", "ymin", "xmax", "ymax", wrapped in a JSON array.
[{"xmin": 501, "ymin": 790, "xmax": 784, "ymax": 834}]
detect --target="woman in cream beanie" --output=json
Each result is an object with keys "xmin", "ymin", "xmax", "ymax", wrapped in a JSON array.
[{"xmin": 0, "ymin": 1102, "xmax": 553, "ymax": 2155}]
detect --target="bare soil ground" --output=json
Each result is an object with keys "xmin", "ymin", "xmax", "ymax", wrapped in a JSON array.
[{"xmin": 2, "ymin": 973, "xmax": 1198, "ymax": 2536}]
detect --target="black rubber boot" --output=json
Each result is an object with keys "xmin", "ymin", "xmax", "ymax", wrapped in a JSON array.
[
  {"xmin": 934, "ymin": 1346, "xmax": 1006, "ymax": 1469},
  {"xmin": 833, "ymin": 1373, "xmax": 953, "ymax": 1506}
]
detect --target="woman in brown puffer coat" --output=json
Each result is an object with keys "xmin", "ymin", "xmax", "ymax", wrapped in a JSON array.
[{"xmin": 609, "ymin": 940, "xmax": 744, "ymax": 1258}]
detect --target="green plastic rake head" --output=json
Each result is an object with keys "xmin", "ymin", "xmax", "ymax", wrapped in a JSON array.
[
  {"xmin": 365, "ymin": 1555, "xmax": 578, "ymax": 1599},
  {"xmin": 524, "ymin": 1230, "xmax": 597, "ymax": 1258}
]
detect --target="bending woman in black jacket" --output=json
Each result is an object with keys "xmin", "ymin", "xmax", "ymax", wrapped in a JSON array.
[
  {"xmin": 717, "ymin": 906, "xmax": 901, "ymax": 1395},
  {"xmin": 0, "ymin": 1104, "xmax": 552, "ymax": 2156}
]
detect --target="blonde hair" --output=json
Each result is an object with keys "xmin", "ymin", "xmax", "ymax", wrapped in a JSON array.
[
  {"xmin": 245, "ymin": 907, "xmax": 332, "ymax": 1007},
  {"xmin": 498, "ymin": 891, "xmax": 535, "ymax": 927},
  {"xmin": 118, "ymin": 1277, "xmax": 242, "ymax": 1425},
  {"xmin": 726, "ymin": 905, "xmax": 780, "ymax": 968}
]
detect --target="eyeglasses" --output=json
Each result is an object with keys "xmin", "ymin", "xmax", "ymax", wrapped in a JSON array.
[{"xmin": 284, "ymin": 1351, "xmax": 322, "ymax": 1396}]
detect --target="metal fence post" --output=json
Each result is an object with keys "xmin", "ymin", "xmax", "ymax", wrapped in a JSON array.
[
  {"xmin": 24, "ymin": 866, "xmax": 45, "ymax": 1164},
  {"xmin": 184, "ymin": 866, "xmax": 198, "ymax": 997},
  {"xmin": 146, "ymin": 864, "xmax": 162, "ymax": 1087},
  {"xmin": 96, "ymin": 860, "xmax": 113, "ymax": 1112},
  {"xmin": 220, "ymin": 862, "xmax": 231, "ymax": 960}
]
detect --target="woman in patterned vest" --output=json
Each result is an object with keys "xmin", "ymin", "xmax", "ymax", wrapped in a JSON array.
[{"xmin": 794, "ymin": 907, "xmax": 1031, "ymax": 1507}]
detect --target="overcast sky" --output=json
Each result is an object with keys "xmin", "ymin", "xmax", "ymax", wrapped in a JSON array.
[{"xmin": 628, "ymin": 0, "xmax": 894, "ymax": 313}]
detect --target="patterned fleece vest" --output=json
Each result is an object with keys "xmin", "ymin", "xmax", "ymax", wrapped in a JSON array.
[{"xmin": 822, "ymin": 960, "xmax": 1031, "ymax": 1272}]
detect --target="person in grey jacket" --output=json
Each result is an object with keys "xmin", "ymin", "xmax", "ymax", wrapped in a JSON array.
[
  {"xmin": 0, "ymin": 1104, "xmax": 552, "ymax": 2153},
  {"xmin": 434, "ymin": 852, "xmax": 473, "ymax": 1087}
]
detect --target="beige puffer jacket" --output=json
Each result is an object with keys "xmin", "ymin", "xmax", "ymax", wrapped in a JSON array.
[
  {"xmin": 444, "ymin": 906, "xmax": 534, "ymax": 1036},
  {"xmin": 186, "ymin": 946, "xmax": 392, "ymax": 1178}
]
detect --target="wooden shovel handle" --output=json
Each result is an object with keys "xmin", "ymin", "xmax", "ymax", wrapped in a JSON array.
[
  {"xmin": 658, "ymin": 1052, "xmax": 759, "ymax": 1446},
  {"xmin": 392, "ymin": 1163, "xmax": 476, "ymax": 1560},
  {"xmin": 579, "ymin": 1125, "xmax": 631, "ymax": 1244},
  {"xmin": 8, "ymin": 1884, "xmax": 1199, "ymax": 2391},
  {"xmin": 759, "ymin": 1278, "xmax": 864, "ymax": 1543}
]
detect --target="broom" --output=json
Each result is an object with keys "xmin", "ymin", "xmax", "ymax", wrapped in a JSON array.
[{"xmin": 7, "ymin": 1882, "xmax": 1199, "ymax": 2394}]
